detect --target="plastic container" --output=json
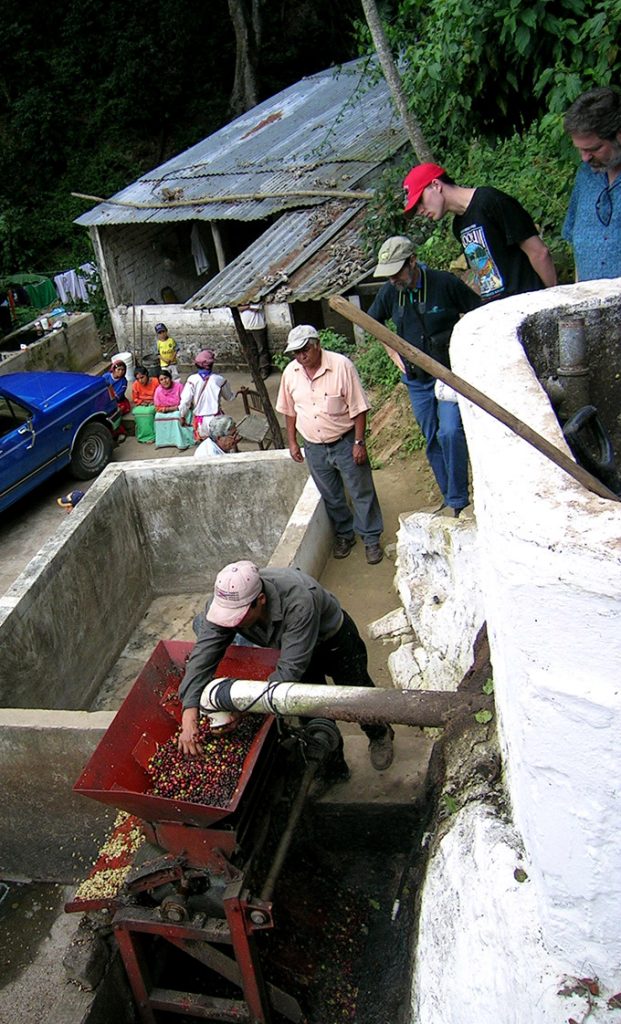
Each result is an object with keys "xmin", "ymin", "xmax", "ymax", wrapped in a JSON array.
[{"xmin": 112, "ymin": 351, "xmax": 135, "ymax": 386}]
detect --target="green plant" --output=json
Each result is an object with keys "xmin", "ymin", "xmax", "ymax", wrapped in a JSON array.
[
  {"xmin": 354, "ymin": 336, "xmax": 401, "ymax": 398},
  {"xmin": 400, "ymin": 423, "xmax": 426, "ymax": 454},
  {"xmin": 272, "ymin": 349, "xmax": 289, "ymax": 372},
  {"xmin": 318, "ymin": 328, "xmax": 355, "ymax": 354},
  {"xmin": 442, "ymin": 794, "xmax": 459, "ymax": 815}
]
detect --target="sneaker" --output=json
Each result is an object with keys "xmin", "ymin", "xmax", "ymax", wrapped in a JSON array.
[
  {"xmin": 368, "ymin": 726, "xmax": 395, "ymax": 771},
  {"xmin": 365, "ymin": 543, "xmax": 383, "ymax": 565},
  {"xmin": 333, "ymin": 535, "xmax": 356, "ymax": 559}
]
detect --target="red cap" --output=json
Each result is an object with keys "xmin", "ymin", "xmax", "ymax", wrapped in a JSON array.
[{"xmin": 403, "ymin": 163, "xmax": 446, "ymax": 214}]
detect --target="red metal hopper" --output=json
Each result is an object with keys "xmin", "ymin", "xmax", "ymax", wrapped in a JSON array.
[{"xmin": 74, "ymin": 640, "xmax": 280, "ymax": 830}]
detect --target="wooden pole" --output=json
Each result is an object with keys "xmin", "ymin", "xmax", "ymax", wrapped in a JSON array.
[
  {"xmin": 328, "ymin": 295, "xmax": 620, "ymax": 503},
  {"xmin": 230, "ymin": 307, "xmax": 284, "ymax": 448}
]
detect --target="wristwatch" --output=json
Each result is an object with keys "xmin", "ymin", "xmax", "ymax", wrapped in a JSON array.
[{"xmin": 354, "ymin": 439, "xmax": 366, "ymax": 446}]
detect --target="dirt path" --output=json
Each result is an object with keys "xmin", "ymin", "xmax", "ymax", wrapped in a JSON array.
[{"xmin": 320, "ymin": 448, "xmax": 438, "ymax": 686}]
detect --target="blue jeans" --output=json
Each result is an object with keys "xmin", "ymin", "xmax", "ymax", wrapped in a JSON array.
[
  {"xmin": 403, "ymin": 376, "xmax": 469, "ymax": 509},
  {"xmin": 303, "ymin": 430, "xmax": 383, "ymax": 545}
]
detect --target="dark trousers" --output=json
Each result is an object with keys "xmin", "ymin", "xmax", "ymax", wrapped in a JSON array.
[
  {"xmin": 303, "ymin": 432, "xmax": 383, "ymax": 544},
  {"xmin": 249, "ymin": 328, "xmax": 270, "ymax": 372},
  {"xmin": 301, "ymin": 611, "xmax": 387, "ymax": 743}
]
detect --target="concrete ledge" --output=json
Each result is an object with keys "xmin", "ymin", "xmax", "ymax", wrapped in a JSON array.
[
  {"xmin": 0, "ymin": 313, "xmax": 101, "ymax": 375},
  {"xmin": 0, "ymin": 711, "xmax": 115, "ymax": 881}
]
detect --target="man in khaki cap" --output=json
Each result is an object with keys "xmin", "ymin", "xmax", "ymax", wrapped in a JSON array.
[{"xmin": 369, "ymin": 236, "xmax": 481, "ymax": 517}]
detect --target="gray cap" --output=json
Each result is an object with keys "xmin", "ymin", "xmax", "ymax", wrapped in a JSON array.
[
  {"xmin": 284, "ymin": 325, "xmax": 320, "ymax": 353},
  {"xmin": 373, "ymin": 236, "xmax": 415, "ymax": 277}
]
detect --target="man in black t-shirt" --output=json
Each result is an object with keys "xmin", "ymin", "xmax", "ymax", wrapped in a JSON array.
[{"xmin": 402, "ymin": 163, "xmax": 557, "ymax": 302}]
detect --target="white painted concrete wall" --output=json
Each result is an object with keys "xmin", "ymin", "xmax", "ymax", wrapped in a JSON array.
[
  {"xmin": 391, "ymin": 510, "xmax": 484, "ymax": 692},
  {"xmin": 108, "ymin": 301, "xmax": 294, "ymax": 366},
  {"xmin": 409, "ymin": 280, "xmax": 621, "ymax": 1021}
]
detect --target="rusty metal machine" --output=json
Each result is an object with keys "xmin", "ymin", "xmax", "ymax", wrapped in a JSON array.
[{"xmin": 68, "ymin": 639, "xmax": 340, "ymax": 1024}]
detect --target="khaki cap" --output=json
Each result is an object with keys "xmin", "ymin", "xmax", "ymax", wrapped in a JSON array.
[{"xmin": 373, "ymin": 236, "xmax": 415, "ymax": 277}]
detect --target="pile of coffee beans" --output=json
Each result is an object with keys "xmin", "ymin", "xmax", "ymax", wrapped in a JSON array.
[{"xmin": 147, "ymin": 716, "xmax": 263, "ymax": 807}]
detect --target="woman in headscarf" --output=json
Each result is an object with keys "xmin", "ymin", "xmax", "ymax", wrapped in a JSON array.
[
  {"xmin": 153, "ymin": 370, "xmax": 195, "ymax": 450},
  {"xmin": 179, "ymin": 349, "xmax": 236, "ymax": 442},
  {"xmin": 131, "ymin": 365, "xmax": 158, "ymax": 443}
]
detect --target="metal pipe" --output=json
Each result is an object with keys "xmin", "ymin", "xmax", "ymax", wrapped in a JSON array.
[
  {"xmin": 557, "ymin": 317, "xmax": 590, "ymax": 417},
  {"xmin": 200, "ymin": 679, "xmax": 491, "ymax": 728},
  {"xmin": 260, "ymin": 761, "xmax": 318, "ymax": 903},
  {"xmin": 558, "ymin": 317, "xmax": 587, "ymax": 368}
]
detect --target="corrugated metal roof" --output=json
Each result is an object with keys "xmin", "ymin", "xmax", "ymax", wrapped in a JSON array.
[
  {"xmin": 188, "ymin": 201, "xmax": 372, "ymax": 307},
  {"xmin": 75, "ymin": 57, "xmax": 406, "ymax": 227}
]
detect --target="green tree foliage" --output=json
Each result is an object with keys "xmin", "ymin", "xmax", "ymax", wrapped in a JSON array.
[
  {"xmin": 358, "ymin": 0, "xmax": 621, "ymax": 273},
  {"xmin": 0, "ymin": 0, "xmax": 360, "ymax": 276},
  {"xmin": 378, "ymin": 0, "xmax": 621, "ymax": 147}
]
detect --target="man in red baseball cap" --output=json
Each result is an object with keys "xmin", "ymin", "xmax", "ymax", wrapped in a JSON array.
[{"xmin": 403, "ymin": 163, "xmax": 557, "ymax": 302}]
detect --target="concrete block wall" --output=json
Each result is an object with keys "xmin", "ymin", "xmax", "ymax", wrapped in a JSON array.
[
  {"xmin": 0, "ymin": 452, "xmax": 329, "ymax": 879},
  {"xmin": 0, "ymin": 470, "xmax": 150, "ymax": 710},
  {"xmin": 97, "ymin": 222, "xmax": 206, "ymax": 307},
  {"xmin": 0, "ymin": 313, "xmax": 101, "ymax": 376}
]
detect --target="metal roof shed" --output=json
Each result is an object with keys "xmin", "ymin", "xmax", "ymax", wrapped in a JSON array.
[{"xmin": 74, "ymin": 57, "xmax": 406, "ymax": 358}]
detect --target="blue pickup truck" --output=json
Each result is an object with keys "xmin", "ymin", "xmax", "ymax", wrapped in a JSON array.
[{"xmin": 0, "ymin": 371, "xmax": 120, "ymax": 513}]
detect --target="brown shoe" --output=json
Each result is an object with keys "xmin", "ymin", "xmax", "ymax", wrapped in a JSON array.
[
  {"xmin": 365, "ymin": 543, "xmax": 383, "ymax": 565},
  {"xmin": 333, "ymin": 535, "xmax": 356, "ymax": 559}
]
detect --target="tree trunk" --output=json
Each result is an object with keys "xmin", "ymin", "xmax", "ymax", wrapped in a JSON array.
[
  {"xmin": 359, "ymin": 0, "xmax": 435, "ymax": 163},
  {"xmin": 228, "ymin": 0, "xmax": 261, "ymax": 115}
]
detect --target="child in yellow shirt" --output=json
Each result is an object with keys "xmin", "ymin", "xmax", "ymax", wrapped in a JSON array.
[{"xmin": 155, "ymin": 323, "xmax": 179, "ymax": 379}]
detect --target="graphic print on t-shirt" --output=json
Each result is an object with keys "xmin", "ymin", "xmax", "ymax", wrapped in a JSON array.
[{"xmin": 459, "ymin": 224, "xmax": 504, "ymax": 298}]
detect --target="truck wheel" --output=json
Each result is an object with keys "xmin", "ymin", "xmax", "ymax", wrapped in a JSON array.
[{"xmin": 71, "ymin": 423, "xmax": 114, "ymax": 479}]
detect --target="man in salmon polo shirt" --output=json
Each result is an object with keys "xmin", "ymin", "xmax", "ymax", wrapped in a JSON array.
[{"xmin": 276, "ymin": 325, "xmax": 384, "ymax": 565}]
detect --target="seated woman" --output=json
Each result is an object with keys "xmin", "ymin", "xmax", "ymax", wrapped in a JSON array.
[
  {"xmin": 194, "ymin": 415, "xmax": 240, "ymax": 459},
  {"xmin": 153, "ymin": 370, "xmax": 195, "ymax": 450},
  {"xmin": 103, "ymin": 359, "xmax": 130, "ymax": 441},
  {"xmin": 131, "ymin": 365, "xmax": 158, "ymax": 444}
]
